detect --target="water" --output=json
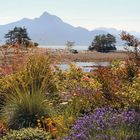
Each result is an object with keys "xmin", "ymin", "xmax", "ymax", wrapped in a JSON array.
[
  {"xmin": 59, "ymin": 62, "xmax": 110, "ymax": 72},
  {"xmin": 40, "ymin": 45, "xmax": 123, "ymax": 72}
]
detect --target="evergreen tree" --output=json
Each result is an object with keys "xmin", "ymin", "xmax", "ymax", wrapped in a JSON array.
[
  {"xmin": 5, "ymin": 27, "xmax": 31, "ymax": 46},
  {"xmin": 89, "ymin": 34, "xmax": 116, "ymax": 52}
]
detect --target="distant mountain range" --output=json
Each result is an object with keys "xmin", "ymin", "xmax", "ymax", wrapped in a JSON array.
[{"xmin": 0, "ymin": 12, "xmax": 140, "ymax": 46}]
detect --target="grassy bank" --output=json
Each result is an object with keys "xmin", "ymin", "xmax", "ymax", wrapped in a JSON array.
[{"xmin": 39, "ymin": 48, "xmax": 128, "ymax": 62}]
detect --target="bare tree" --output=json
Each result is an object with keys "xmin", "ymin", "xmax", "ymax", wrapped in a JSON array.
[{"xmin": 120, "ymin": 31, "xmax": 140, "ymax": 66}]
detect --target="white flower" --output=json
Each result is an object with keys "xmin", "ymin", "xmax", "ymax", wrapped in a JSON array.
[{"xmin": 60, "ymin": 102, "xmax": 68, "ymax": 105}]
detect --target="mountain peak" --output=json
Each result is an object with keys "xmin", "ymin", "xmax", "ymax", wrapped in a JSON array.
[
  {"xmin": 0, "ymin": 11, "xmax": 139, "ymax": 46},
  {"xmin": 40, "ymin": 11, "xmax": 52, "ymax": 18},
  {"xmin": 39, "ymin": 11, "xmax": 63, "ymax": 23}
]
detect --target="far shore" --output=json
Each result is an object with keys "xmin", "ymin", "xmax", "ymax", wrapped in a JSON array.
[
  {"xmin": 0, "ymin": 47, "xmax": 129, "ymax": 65},
  {"xmin": 40, "ymin": 48, "xmax": 128, "ymax": 62}
]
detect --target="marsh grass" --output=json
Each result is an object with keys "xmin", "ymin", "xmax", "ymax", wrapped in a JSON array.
[
  {"xmin": 1, "ymin": 88, "xmax": 51, "ymax": 129},
  {"xmin": 0, "ymin": 55, "xmax": 57, "ymax": 129}
]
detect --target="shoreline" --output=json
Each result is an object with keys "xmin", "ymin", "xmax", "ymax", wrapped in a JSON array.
[
  {"xmin": 0, "ymin": 47, "xmax": 128, "ymax": 65},
  {"xmin": 48, "ymin": 50, "xmax": 128, "ymax": 62}
]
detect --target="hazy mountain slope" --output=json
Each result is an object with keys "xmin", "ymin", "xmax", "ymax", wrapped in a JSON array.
[{"xmin": 0, "ymin": 12, "xmax": 139, "ymax": 46}]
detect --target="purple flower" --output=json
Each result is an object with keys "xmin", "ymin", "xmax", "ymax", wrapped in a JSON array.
[{"xmin": 64, "ymin": 107, "xmax": 140, "ymax": 140}]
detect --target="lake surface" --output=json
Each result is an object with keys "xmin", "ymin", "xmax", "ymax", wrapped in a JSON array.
[
  {"xmin": 59, "ymin": 62, "xmax": 110, "ymax": 72},
  {"xmin": 40, "ymin": 45, "xmax": 124, "ymax": 72}
]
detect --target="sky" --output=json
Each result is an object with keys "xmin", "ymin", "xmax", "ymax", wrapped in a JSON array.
[{"xmin": 0, "ymin": 0, "xmax": 140, "ymax": 31}]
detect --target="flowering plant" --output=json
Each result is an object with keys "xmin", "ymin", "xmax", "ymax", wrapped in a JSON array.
[{"xmin": 64, "ymin": 107, "xmax": 140, "ymax": 140}]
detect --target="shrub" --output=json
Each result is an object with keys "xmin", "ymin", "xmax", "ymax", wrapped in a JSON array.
[
  {"xmin": 37, "ymin": 116, "xmax": 58, "ymax": 139},
  {"xmin": 0, "ymin": 121, "xmax": 7, "ymax": 137},
  {"xmin": 93, "ymin": 67, "xmax": 127, "ymax": 107},
  {"xmin": 1, "ymin": 128, "xmax": 51, "ymax": 140},
  {"xmin": 0, "ymin": 55, "xmax": 58, "ymax": 100},
  {"xmin": 63, "ymin": 64, "xmax": 84, "ymax": 91},
  {"xmin": 57, "ymin": 64, "xmax": 101, "ymax": 97},
  {"xmin": 1, "ymin": 85, "xmax": 53, "ymax": 129},
  {"xmin": 0, "ymin": 55, "xmax": 57, "ymax": 129},
  {"xmin": 25, "ymin": 55, "xmax": 57, "ymax": 94},
  {"xmin": 125, "ymin": 60, "xmax": 138, "ymax": 82},
  {"xmin": 122, "ymin": 73, "xmax": 140, "ymax": 110},
  {"xmin": 64, "ymin": 107, "xmax": 140, "ymax": 140}
]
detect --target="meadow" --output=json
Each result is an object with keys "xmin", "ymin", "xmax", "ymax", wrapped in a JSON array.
[
  {"xmin": 40, "ymin": 48, "xmax": 128, "ymax": 62},
  {"xmin": 0, "ymin": 47, "xmax": 139, "ymax": 140}
]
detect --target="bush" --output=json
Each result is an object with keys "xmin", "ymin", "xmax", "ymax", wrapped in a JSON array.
[
  {"xmin": 1, "ymin": 85, "xmax": 53, "ymax": 129},
  {"xmin": 0, "ymin": 55, "xmax": 57, "ymax": 129},
  {"xmin": 93, "ymin": 67, "xmax": 127, "ymax": 107},
  {"xmin": 25, "ymin": 55, "xmax": 57, "ymax": 94},
  {"xmin": 0, "ymin": 55, "xmax": 58, "ymax": 97},
  {"xmin": 64, "ymin": 107, "xmax": 140, "ymax": 140},
  {"xmin": 0, "ymin": 121, "xmax": 7, "ymax": 137},
  {"xmin": 125, "ymin": 60, "xmax": 138, "ymax": 82},
  {"xmin": 1, "ymin": 128, "xmax": 51, "ymax": 140},
  {"xmin": 122, "ymin": 73, "xmax": 140, "ymax": 110}
]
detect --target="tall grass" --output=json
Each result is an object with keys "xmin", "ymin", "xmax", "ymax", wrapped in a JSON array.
[
  {"xmin": 0, "ymin": 55, "xmax": 57, "ymax": 129},
  {"xmin": 1, "ymin": 88, "xmax": 51, "ymax": 129}
]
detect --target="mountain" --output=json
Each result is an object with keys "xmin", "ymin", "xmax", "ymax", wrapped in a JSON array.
[{"xmin": 0, "ymin": 12, "xmax": 140, "ymax": 46}]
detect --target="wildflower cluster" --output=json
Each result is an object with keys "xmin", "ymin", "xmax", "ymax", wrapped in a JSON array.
[
  {"xmin": 0, "ymin": 54, "xmax": 140, "ymax": 140},
  {"xmin": 37, "ymin": 116, "xmax": 57, "ymax": 138},
  {"xmin": 0, "ymin": 122, "xmax": 6, "ymax": 137},
  {"xmin": 64, "ymin": 107, "xmax": 140, "ymax": 140}
]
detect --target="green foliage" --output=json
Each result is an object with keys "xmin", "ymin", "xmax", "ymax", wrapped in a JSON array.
[
  {"xmin": 0, "ymin": 52, "xmax": 140, "ymax": 139},
  {"xmin": 89, "ymin": 34, "xmax": 116, "ymax": 52},
  {"xmin": 94, "ymin": 67, "xmax": 119, "ymax": 99},
  {"xmin": 37, "ymin": 117, "xmax": 58, "ymax": 139},
  {"xmin": 0, "ymin": 121, "xmax": 7, "ymax": 137},
  {"xmin": 5, "ymin": 27, "xmax": 31, "ymax": 46},
  {"xmin": 1, "ymin": 128, "xmax": 51, "ymax": 140},
  {"xmin": 56, "ymin": 64, "xmax": 101, "ymax": 92},
  {"xmin": 0, "ymin": 55, "xmax": 58, "ymax": 129},
  {"xmin": 0, "ymin": 55, "xmax": 58, "ymax": 104},
  {"xmin": 25, "ymin": 55, "xmax": 57, "ymax": 94},
  {"xmin": 125, "ymin": 60, "xmax": 138, "ymax": 82},
  {"xmin": 122, "ymin": 74, "xmax": 140, "ymax": 110},
  {"xmin": 1, "ymin": 81, "xmax": 53, "ymax": 129},
  {"xmin": 121, "ymin": 31, "xmax": 140, "ymax": 66},
  {"xmin": 64, "ymin": 64, "xmax": 84, "ymax": 90}
]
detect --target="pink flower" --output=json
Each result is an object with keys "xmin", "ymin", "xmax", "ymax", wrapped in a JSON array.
[{"xmin": 81, "ymin": 76, "xmax": 90, "ymax": 81}]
